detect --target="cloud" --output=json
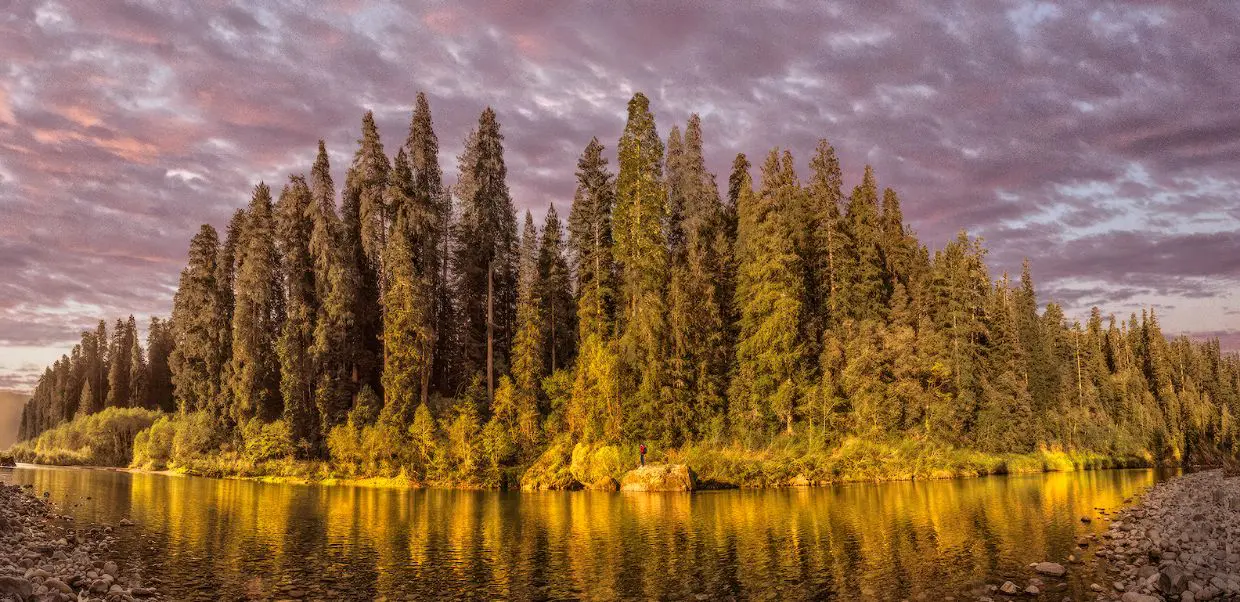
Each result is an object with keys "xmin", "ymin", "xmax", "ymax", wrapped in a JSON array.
[{"xmin": 1, "ymin": 0, "xmax": 1239, "ymax": 385}]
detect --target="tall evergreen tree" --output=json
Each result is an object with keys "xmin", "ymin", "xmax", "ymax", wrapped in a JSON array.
[
  {"xmin": 308, "ymin": 141, "xmax": 359, "ymax": 437},
  {"xmin": 230, "ymin": 182, "xmax": 284, "ymax": 424},
  {"xmin": 613, "ymin": 92, "xmax": 669, "ymax": 440},
  {"xmin": 105, "ymin": 318, "xmax": 132, "ymax": 408},
  {"xmin": 453, "ymin": 108, "xmax": 517, "ymax": 403},
  {"xmin": 381, "ymin": 150, "xmax": 437, "ymax": 424},
  {"xmin": 567, "ymin": 138, "xmax": 616, "ymax": 341},
  {"xmin": 405, "ymin": 93, "xmax": 453, "ymax": 399},
  {"xmin": 169, "ymin": 225, "xmax": 227, "ymax": 418},
  {"xmin": 537, "ymin": 204, "xmax": 575, "ymax": 374},
  {"xmin": 146, "ymin": 317, "xmax": 175, "ymax": 412},
  {"xmin": 276, "ymin": 175, "xmax": 319, "ymax": 449},
  {"xmin": 730, "ymin": 150, "xmax": 807, "ymax": 439},
  {"xmin": 126, "ymin": 315, "xmax": 147, "ymax": 408},
  {"xmin": 842, "ymin": 165, "xmax": 887, "ymax": 322}
]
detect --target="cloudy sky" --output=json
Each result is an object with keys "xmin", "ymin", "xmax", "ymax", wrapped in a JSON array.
[{"xmin": 2, "ymin": 1, "xmax": 1239, "ymax": 392}]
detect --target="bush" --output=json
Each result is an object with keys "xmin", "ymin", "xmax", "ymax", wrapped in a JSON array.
[
  {"xmin": 569, "ymin": 441, "xmax": 636, "ymax": 484},
  {"xmin": 240, "ymin": 418, "xmax": 296, "ymax": 463},
  {"xmin": 11, "ymin": 408, "xmax": 164, "ymax": 467}
]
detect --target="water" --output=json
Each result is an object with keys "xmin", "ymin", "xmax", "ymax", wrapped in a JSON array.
[{"xmin": 0, "ymin": 465, "xmax": 1166, "ymax": 601}]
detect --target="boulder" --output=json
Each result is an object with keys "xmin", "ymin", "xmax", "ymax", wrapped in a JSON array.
[
  {"xmin": 620, "ymin": 464, "xmax": 697, "ymax": 492},
  {"xmin": 0, "ymin": 576, "xmax": 32, "ymax": 600},
  {"xmin": 1160, "ymin": 566, "xmax": 1189, "ymax": 595},
  {"xmin": 1000, "ymin": 581, "xmax": 1019, "ymax": 594},
  {"xmin": 1032, "ymin": 562, "xmax": 1066, "ymax": 577},
  {"xmin": 588, "ymin": 477, "xmax": 620, "ymax": 492}
]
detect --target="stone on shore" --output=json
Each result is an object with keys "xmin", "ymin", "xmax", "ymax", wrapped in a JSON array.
[
  {"xmin": 1032, "ymin": 562, "xmax": 1065, "ymax": 577},
  {"xmin": 588, "ymin": 477, "xmax": 620, "ymax": 492},
  {"xmin": 620, "ymin": 464, "xmax": 697, "ymax": 492}
]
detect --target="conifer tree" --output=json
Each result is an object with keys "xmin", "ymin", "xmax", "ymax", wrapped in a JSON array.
[
  {"xmin": 405, "ymin": 93, "xmax": 453, "ymax": 399},
  {"xmin": 105, "ymin": 317, "xmax": 132, "ymax": 408},
  {"xmin": 230, "ymin": 182, "xmax": 284, "ymax": 424},
  {"xmin": 613, "ymin": 92, "xmax": 669, "ymax": 440},
  {"xmin": 730, "ymin": 150, "xmax": 806, "ymax": 439},
  {"xmin": 842, "ymin": 165, "xmax": 887, "ymax": 322},
  {"xmin": 567, "ymin": 138, "xmax": 615, "ymax": 341},
  {"xmin": 509, "ymin": 212, "xmax": 543, "ymax": 428},
  {"xmin": 453, "ymin": 108, "xmax": 517, "ymax": 402},
  {"xmin": 381, "ymin": 150, "xmax": 437, "ymax": 425},
  {"xmin": 308, "ymin": 141, "xmax": 360, "ymax": 436},
  {"xmin": 353, "ymin": 110, "xmax": 392, "ymax": 296},
  {"xmin": 126, "ymin": 316, "xmax": 148, "ymax": 408},
  {"xmin": 276, "ymin": 175, "xmax": 319, "ymax": 449},
  {"xmin": 146, "ymin": 317, "xmax": 175, "ymax": 412},
  {"xmin": 803, "ymin": 140, "xmax": 846, "ymax": 356},
  {"xmin": 170, "ymin": 225, "xmax": 227, "ymax": 417},
  {"xmin": 341, "ymin": 170, "xmax": 383, "ymax": 399},
  {"xmin": 537, "ymin": 205, "xmax": 575, "ymax": 373}
]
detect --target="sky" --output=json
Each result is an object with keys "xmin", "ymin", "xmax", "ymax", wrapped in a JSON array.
[{"xmin": 2, "ymin": 1, "xmax": 1240, "ymax": 393}]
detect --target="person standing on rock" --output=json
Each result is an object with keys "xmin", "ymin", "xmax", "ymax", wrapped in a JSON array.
[{"xmin": 639, "ymin": 443, "xmax": 647, "ymax": 466}]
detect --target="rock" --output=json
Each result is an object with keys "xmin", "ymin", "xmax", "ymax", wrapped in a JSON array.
[
  {"xmin": 1121, "ymin": 593, "xmax": 1160, "ymax": 602},
  {"xmin": 1023, "ymin": 584, "xmax": 1039, "ymax": 595},
  {"xmin": 1032, "ymin": 562, "xmax": 1065, "ymax": 577},
  {"xmin": 1161, "ymin": 565, "xmax": 1189, "ymax": 595},
  {"xmin": 1181, "ymin": 592, "xmax": 1196, "ymax": 602},
  {"xmin": 788, "ymin": 474, "xmax": 811, "ymax": 487},
  {"xmin": 1089, "ymin": 583, "xmax": 1104, "ymax": 592},
  {"xmin": 0, "ymin": 576, "xmax": 33, "ymax": 600},
  {"xmin": 45, "ymin": 577, "xmax": 72, "ymax": 594},
  {"xmin": 588, "ymin": 477, "xmax": 620, "ymax": 492},
  {"xmin": 1080, "ymin": 516, "xmax": 1092, "ymax": 523},
  {"xmin": 619, "ymin": 464, "xmax": 697, "ymax": 492},
  {"xmin": 103, "ymin": 560, "xmax": 118, "ymax": 577},
  {"xmin": 1000, "ymin": 581, "xmax": 1019, "ymax": 594}
]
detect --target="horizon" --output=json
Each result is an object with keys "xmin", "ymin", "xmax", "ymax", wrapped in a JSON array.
[{"xmin": 3, "ymin": 2, "xmax": 1240, "ymax": 390}]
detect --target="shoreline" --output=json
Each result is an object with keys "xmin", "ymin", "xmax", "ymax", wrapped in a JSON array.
[
  {"xmin": 0, "ymin": 479, "xmax": 158, "ymax": 601},
  {"xmin": 10, "ymin": 453, "xmax": 1164, "ymax": 492},
  {"xmin": 1088, "ymin": 469, "xmax": 1240, "ymax": 601}
]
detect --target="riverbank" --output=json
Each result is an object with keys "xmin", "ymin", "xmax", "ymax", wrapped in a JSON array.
[
  {"xmin": 0, "ymin": 480, "xmax": 157, "ymax": 601},
  {"xmin": 1090, "ymin": 469, "xmax": 1240, "ymax": 601}
]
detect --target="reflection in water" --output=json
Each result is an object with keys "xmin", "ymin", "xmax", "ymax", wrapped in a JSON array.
[{"xmin": 1, "ymin": 466, "xmax": 1162, "ymax": 601}]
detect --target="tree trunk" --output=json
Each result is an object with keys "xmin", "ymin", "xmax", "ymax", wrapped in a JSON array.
[{"xmin": 487, "ymin": 260, "xmax": 494, "ymax": 404}]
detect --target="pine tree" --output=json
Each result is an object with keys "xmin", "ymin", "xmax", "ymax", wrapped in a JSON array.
[
  {"xmin": 842, "ymin": 165, "xmax": 887, "ymax": 322},
  {"xmin": 105, "ymin": 317, "xmax": 132, "ymax": 408},
  {"xmin": 276, "ymin": 175, "xmax": 319, "ymax": 450},
  {"xmin": 405, "ymin": 93, "xmax": 453, "ymax": 399},
  {"xmin": 126, "ymin": 316, "xmax": 148, "ymax": 408},
  {"xmin": 146, "ymin": 317, "xmax": 175, "ymax": 412},
  {"xmin": 613, "ymin": 92, "xmax": 669, "ymax": 440},
  {"xmin": 381, "ymin": 150, "xmax": 437, "ymax": 425},
  {"xmin": 567, "ymin": 138, "xmax": 615, "ymax": 341},
  {"xmin": 664, "ymin": 114, "xmax": 727, "ymax": 442},
  {"xmin": 352, "ymin": 110, "xmax": 392, "ymax": 303},
  {"xmin": 509, "ymin": 212, "xmax": 543, "ymax": 439},
  {"xmin": 453, "ymin": 108, "xmax": 517, "ymax": 402},
  {"xmin": 308, "ymin": 141, "xmax": 359, "ymax": 437},
  {"xmin": 170, "ymin": 226, "xmax": 227, "ymax": 417},
  {"xmin": 230, "ymin": 182, "xmax": 284, "ymax": 424},
  {"xmin": 341, "ymin": 168, "xmax": 383, "ymax": 401},
  {"xmin": 730, "ymin": 150, "xmax": 807, "ymax": 440},
  {"xmin": 537, "ymin": 204, "xmax": 575, "ymax": 374}
]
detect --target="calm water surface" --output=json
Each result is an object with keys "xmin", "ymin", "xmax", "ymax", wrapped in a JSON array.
[{"xmin": 0, "ymin": 465, "xmax": 1167, "ymax": 601}]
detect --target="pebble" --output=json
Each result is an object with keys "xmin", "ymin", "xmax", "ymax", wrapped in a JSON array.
[{"xmin": 0, "ymin": 482, "xmax": 159, "ymax": 601}]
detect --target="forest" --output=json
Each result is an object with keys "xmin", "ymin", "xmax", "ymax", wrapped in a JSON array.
[{"xmin": 12, "ymin": 92, "xmax": 1240, "ymax": 488}]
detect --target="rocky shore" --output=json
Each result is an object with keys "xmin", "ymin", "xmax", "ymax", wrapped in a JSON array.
[
  {"xmin": 1093, "ymin": 469, "xmax": 1240, "ymax": 602},
  {"xmin": 0, "ymin": 482, "xmax": 157, "ymax": 601}
]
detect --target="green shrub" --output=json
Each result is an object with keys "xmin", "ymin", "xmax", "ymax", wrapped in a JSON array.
[{"xmin": 11, "ymin": 407, "xmax": 164, "ymax": 467}]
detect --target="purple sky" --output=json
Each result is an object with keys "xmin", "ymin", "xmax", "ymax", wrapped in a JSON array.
[{"xmin": 2, "ymin": 2, "xmax": 1239, "ymax": 392}]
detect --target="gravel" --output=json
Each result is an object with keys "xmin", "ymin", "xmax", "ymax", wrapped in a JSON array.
[{"xmin": 0, "ymin": 482, "xmax": 158, "ymax": 601}]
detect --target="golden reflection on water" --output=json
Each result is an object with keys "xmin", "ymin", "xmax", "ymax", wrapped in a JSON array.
[{"xmin": 2, "ymin": 467, "xmax": 1158, "ymax": 601}]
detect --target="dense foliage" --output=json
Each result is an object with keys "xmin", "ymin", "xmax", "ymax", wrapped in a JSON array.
[{"xmin": 15, "ymin": 93, "xmax": 1240, "ymax": 486}]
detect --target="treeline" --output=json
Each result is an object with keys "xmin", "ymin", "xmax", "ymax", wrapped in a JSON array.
[
  {"xmin": 17, "ymin": 92, "xmax": 1240, "ymax": 483},
  {"xmin": 17, "ymin": 316, "xmax": 174, "ymax": 439}
]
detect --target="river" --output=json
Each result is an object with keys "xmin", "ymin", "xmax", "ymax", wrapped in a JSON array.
[{"xmin": 0, "ymin": 465, "xmax": 1167, "ymax": 601}]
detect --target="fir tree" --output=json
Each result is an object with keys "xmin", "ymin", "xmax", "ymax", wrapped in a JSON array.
[
  {"xmin": 613, "ymin": 92, "xmax": 669, "ymax": 440},
  {"xmin": 537, "ymin": 204, "xmax": 575, "ymax": 374},
  {"xmin": 276, "ymin": 175, "xmax": 319, "ymax": 450},
  {"xmin": 170, "ymin": 225, "xmax": 227, "ymax": 418},
  {"xmin": 230, "ymin": 182, "xmax": 284, "ymax": 424},
  {"xmin": 567, "ymin": 138, "xmax": 615, "ymax": 341}
]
